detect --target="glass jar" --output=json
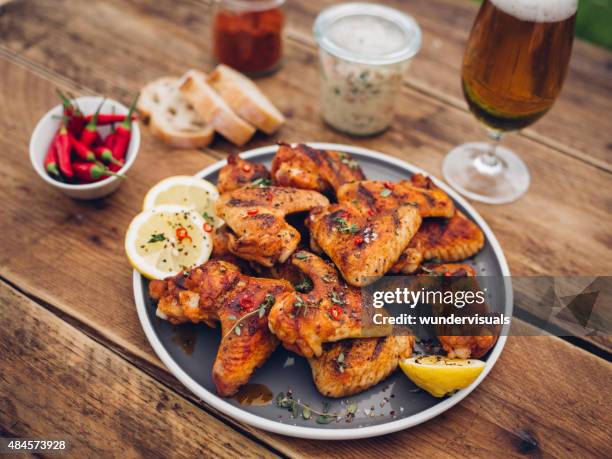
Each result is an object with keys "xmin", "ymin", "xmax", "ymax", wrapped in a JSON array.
[
  {"xmin": 212, "ymin": 0, "xmax": 285, "ymax": 76},
  {"xmin": 313, "ymin": 3, "xmax": 422, "ymax": 136}
]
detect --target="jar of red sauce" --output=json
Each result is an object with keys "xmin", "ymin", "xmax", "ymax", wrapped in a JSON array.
[{"xmin": 212, "ymin": 0, "xmax": 285, "ymax": 76}]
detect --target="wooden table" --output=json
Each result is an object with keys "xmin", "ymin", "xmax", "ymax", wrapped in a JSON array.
[{"xmin": 1, "ymin": 0, "xmax": 610, "ymax": 457}]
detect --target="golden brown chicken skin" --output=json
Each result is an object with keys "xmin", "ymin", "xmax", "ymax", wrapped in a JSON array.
[
  {"xmin": 337, "ymin": 174, "xmax": 455, "ymax": 219},
  {"xmin": 149, "ymin": 260, "xmax": 292, "ymax": 396},
  {"xmin": 308, "ymin": 203, "xmax": 421, "ymax": 286},
  {"xmin": 268, "ymin": 251, "xmax": 390, "ymax": 358},
  {"xmin": 216, "ymin": 186, "xmax": 329, "ymax": 267},
  {"xmin": 390, "ymin": 210, "xmax": 485, "ymax": 274},
  {"xmin": 271, "ymin": 143, "xmax": 365, "ymax": 196},
  {"xmin": 417, "ymin": 263, "xmax": 498, "ymax": 359},
  {"xmin": 217, "ymin": 153, "xmax": 270, "ymax": 194},
  {"xmin": 309, "ymin": 336, "xmax": 415, "ymax": 397}
]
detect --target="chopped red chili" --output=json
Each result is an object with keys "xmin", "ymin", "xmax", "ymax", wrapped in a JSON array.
[
  {"xmin": 247, "ymin": 209, "xmax": 259, "ymax": 216},
  {"xmin": 242, "ymin": 164, "xmax": 252, "ymax": 173},
  {"xmin": 354, "ymin": 235, "xmax": 364, "ymax": 246},
  {"xmin": 367, "ymin": 208, "xmax": 375, "ymax": 217},
  {"xmin": 203, "ymin": 223, "xmax": 214, "ymax": 233},
  {"xmin": 240, "ymin": 294, "xmax": 256, "ymax": 311},
  {"xmin": 329, "ymin": 305, "xmax": 343, "ymax": 321},
  {"xmin": 384, "ymin": 181, "xmax": 395, "ymax": 190},
  {"xmin": 176, "ymin": 227, "xmax": 192, "ymax": 244}
]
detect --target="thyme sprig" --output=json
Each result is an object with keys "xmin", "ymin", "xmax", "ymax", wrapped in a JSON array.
[
  {"xmin": 276, "ymin": 392, "xmax": 358, "ymax": 424},
  {"xmin": 333, "ymin": 216, "xmax": 360, "ymax": 234},
  {"xmin": 224, "ymin": 294, "xmax": 275, "ymax": 338}
]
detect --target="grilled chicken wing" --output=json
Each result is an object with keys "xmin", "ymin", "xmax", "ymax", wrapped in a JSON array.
[
  {"xmin": 149, "ymin": 260, "xmax": 292, "ymax": 396},
  {"xmin": 417, "ymin": 263, "xmax": 498, "ymax": 359},
  {"xmin": 337, "ymin": 174, "xmax": 455, "ymax": 219},
  {"xmin": 218, "ymin": 153, "xmax": 270, "ymax": 193},
  {"xmin": 271, "ymin": 143, "xmax": 365, "ymax": 196},
  {"xmin": 308, "ymin": 203, "xmax": 421, "ymax": 286},
  {"xmin": 216, "ymin": 186, "xmax": 329, "ymax": 267},
  {"xmin": 309, "ymin": 336, "xmax": 415, "ymax": 397},
  {"xmin": 268, "ymin": 251, "xmax": 391, "ymax": 358},
  {"xmin": 390, "ymin": 210, "xmax": 485, "ymax": 274}
]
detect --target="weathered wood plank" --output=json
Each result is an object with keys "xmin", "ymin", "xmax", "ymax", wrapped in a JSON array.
[{"xmin": 0, "ymin": 281, "xmax": 277, "ymax": 459}]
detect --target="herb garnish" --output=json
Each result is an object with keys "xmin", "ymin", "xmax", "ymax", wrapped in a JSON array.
[
  {"xmin": 224, "ymin": 293, "xmax": 275, "ymax": 338},
  {"xmin": 147, "ymin": 232, "xmax": 166, "ymax": 243},
  {"xmin": 293, "ymin": 297, "xmax": 320, "ymax": 317},
  {"xmin": 294, "ymin": 252, "xmax": 309, "ymax": 260},
  {"xmin": 336, "ymin": 352, "xmax": 346, "ymax": 373},
  {"xmin": 202, "ymin": 211, "xmax": 216, "ymax": 224},
  {"xmin": 333, "ymin": 217, "xmax": 359, "ymax": 234},
  {"xmin": 330, "ymin": 290, "xmax": 346, "ymax": 306},
  {"xmin": 380, "ymin": 188, "xmax": 392, "ymax": 197},
  {"xmin": 276, "ymin": 392, "xmax": 358, "ymax": 424},
  {"xmin": 294, "ymin": 277, "xmax": 313, "ymax": 293},
  {"xmin": 249, "ymin": 177, "xmax": 272, "ymax": 188}
]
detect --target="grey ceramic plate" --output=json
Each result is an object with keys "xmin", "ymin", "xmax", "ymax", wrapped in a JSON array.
[{"xmin": 133, "ymin": 143, "xmax": 512, "ymax": 440}]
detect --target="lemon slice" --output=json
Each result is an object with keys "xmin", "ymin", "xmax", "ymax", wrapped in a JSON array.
[
  {"xmin": 125, "ymin": 205, "xmax": 212, "ymax": 280},
  {"xmin": 399, "ymin": 355, "xmax": 485, "ymax": 397},
  {"xmin": 143, "ymin": 176, "xmax": 221, "ymax": 227}
]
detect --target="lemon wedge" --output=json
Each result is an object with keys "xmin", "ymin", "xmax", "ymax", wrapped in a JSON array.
[
  {"xmin": 399, "ymin": 355, "xmax": 485, "ymax": 397},
  {"xmin": 143, "ymin": 176, "xmax": 221, "ymax": 227},
  {"xmin": 125, "ymin": 205, "xmax": 212, "ymax": 280}
]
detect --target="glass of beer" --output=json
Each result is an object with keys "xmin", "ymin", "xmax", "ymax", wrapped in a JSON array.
[{"xmin": 443, "ymin": 0, "xmax": 577, "ymax": 204}]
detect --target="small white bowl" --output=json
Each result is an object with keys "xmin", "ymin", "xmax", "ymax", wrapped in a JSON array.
[{"xmin": 29, "ymin": 96, "xmax": 140, "ymax": 200}]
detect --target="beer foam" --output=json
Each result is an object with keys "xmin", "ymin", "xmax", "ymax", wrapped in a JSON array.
[{"xmin": 490, "ymin": 0, "xmax": 577, "ymax": 23}]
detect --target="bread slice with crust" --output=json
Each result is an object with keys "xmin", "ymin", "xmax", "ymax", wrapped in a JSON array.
[
  {"xmin": 138, "ymin": 77, "xmax": 214, "ymax": 148},
  {"xmin": 179, "ymin": 70, "xmax": 256, "ymax": 147},
  {"xmin": 208, "ymin": 64, "xmax": 285, "ymax": 134}
]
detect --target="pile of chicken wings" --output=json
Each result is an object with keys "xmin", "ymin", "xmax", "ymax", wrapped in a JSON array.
[{"xmin": 149, "ymin": 144, "xmax": 495, "ymax": 398}]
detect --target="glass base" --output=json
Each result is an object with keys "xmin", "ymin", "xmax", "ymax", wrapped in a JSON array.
[{"xmin": 442, "ymin": 142, "xmax": 530, "ymax": 205}]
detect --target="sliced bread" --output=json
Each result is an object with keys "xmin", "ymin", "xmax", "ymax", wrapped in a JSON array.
[
  {"xmin": 138, "ymin": 77, "xmax": 214, "ymax": 148},
  {"xmin": 208, "ymin": 64, "xmax": 285, "ymax": 135},
  {"xmin": 179, "ymin": 70, "xmax": 256, "ymax": 147}
]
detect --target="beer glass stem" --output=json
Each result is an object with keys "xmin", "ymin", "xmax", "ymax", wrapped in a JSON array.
[{"xmin": 474, "ymin": 129, "xmax": 504, "ymax": 175}]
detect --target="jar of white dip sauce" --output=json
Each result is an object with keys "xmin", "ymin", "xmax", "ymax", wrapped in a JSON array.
[{"xmin": 313, "ymin": 3, "xmax": 422, "ymax": 136}]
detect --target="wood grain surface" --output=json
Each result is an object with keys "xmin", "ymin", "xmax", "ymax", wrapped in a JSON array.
[
  {"xmin": 0, "ymin": 0, "xmax": 610, "ymax": 457},
  {"xmin": 0, "ymin": 282, "xmax": 276, "ymax": 459}
]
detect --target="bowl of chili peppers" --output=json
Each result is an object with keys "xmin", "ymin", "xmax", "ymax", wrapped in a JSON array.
[{"xmin": 29, "ymin": 92, "xmax": 140, "ymax": 200}]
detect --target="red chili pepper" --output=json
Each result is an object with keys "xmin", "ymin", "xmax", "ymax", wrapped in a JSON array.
[
  {"xmin": 54, "ymin": 124, "xmax": 73, "ymax": 178},
  {"xmin": 329, "ymin": 306, "xmax": 343, "ymax": 321},
  {"xmin": 93, "ymin": 146, "xmax": 122, "ymax": 166},
  {"xmin": 240, "ymin": 294, "xmax": 255, "ymax": 311},
  {"xmin": 112, "ymin": 93, "xmax": 139, "ymax": 162},
  {"xmin": 175, "ymin": 227, "xmax": 193, "ymax": 244},
  {"xmin": 367, "ymin": 209, "xmax": 375, "ymax": 217},
  {"xmin": 383, "ymin": 181, "xmax": 395, "ymax": 190},
  {"xmin": 68, "ymin": 133, "xmax": 96, "ymax": 162},
  {"xmin": 104, "ymin": 132, "xmax": 117, "ymax": 149},
  {"xmin": 72, "ymin": 162, "xmax": 120, "ymax": 182},
  {"xmin": 79, "ymin": 99, "xmax": 105, "ymax": 147},
  {"xmin": 247, "ymin": 209, "xmax": 259, "ymax": 216},
  {"xmin": 56, "ymin": 90, "xmax": 85, "ymax": 136},
  {"xmin": 84, "ymin": 113, "xmax": 137, "ymax": 125},
  {"xmin": 44, "ymin": 134, "xmax": 60, "ymax": 177},
  {"xmin": 242, "ymin": 163, "xmax": 252, "ymax": 172},
  {"xmin": 203, "ymin": 223, "xmax": 213, "ymax": 233},
  {"xmin": 354, "ymin": 235, "xmax": 364, "ymax": 246}
]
